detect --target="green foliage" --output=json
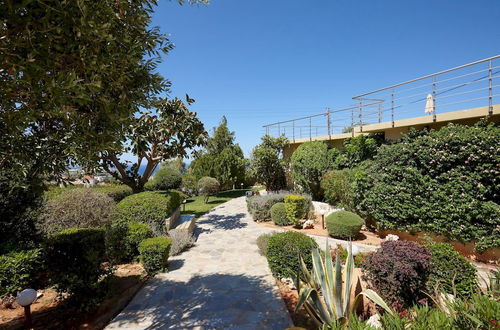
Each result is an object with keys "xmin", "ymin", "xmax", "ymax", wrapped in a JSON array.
[
  {"xmin": 127, "ymin": 222, "xmax": 154, "ymax": 257},
  {"xmin": 357, "ymin": 123, "xmax": 500, "ymax": 251},
  {"xmin": 115, "ymin": 191, "xmax": 181, "ymax": 235},
  {"xmin": 452, "ymin": 293, "xmax": 500, "ymax": 329},
  {"xmin": 190, "ymin": 117, "xmax": 246, "ymax": 189},
  {"xmin": 290, "ymin": 141, "xmax": 333, "ymax": 199},
  {"xmin": 1, "ymin": 0, "xmax": 173, "ymax": 188},
  {"xmin": 99, "ymin": 98, "xmax": 207, "ymax": 193},
  {"xmin": 39, "ymin": 188, "xmax": 116, "ymax": 236},
  {"xmin": 333, "ymin": 135, "xmax": 382, "ymax": 169},
  {"xmin": 284, "ymin": 195, "xmax": 308, "ymax": 226},
  {"xmin": 426, "ymin": 243, "xmax": 477, "ymax": 297},
  {"xmin": 296, "ymin": 243, "xmax": 393, "ymax": 329},
  {"xmin": 246, "ymin": 194, "xmax": 286, "ymax": 222},
  {"xmin": 148, "ymin": 166, "xmax": 182, "ymax": 190},
  {"xmin": 44, "ymin": 228, "xmax": 109, "ymax": 308},
  {"xmin": 181, "ymin": 174, "xmax": 198, "ymax": 196},
  {"xmin": 0, "ymin": 249, "xmax": 43, "ymax": 297},
  {"xmin": 256, "ymin": 233, "xmax": 272, "ymax": 256},
  {"xmin": 138, "ymin": 237, "xmax": 172, "ymax": 275},
  {"xmin": 92, "ymin": 185, "xmax": 133, "ymax": 202},
  {"xmin": 266, "ymin": 231, "xmax": 318, "ymax": 278},
  {"xmin": 325, "ymin": 211, "xmax": 364, "ymax": 239},
  {"xmin": 250, "ymin": 135, "xmax": 288, "ymax": 191},
  {"xmin": 270, "ymin": 202, "xmax": 291, "ymax": 226},
  {"xmin": 321, "ymin": 169, "xmax": 356, "ymax": 210},
  {"xmin": 197, "ymin": 177, "xmax": 220, "ymax": 203},
  {"xmin": 105, "ymin": 221, "xmax": 153, "ymax": 263}
]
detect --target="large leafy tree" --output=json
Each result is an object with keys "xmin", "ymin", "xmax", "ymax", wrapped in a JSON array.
[
  {"xmin": 190, "ymin": 116, "xmax": 246, "ymax": 189},
  {"xmin": 98, "ymin": 98, "xmax": 207, "ymax": 193},
  {"xmin": 250, "ymin": 135, "xmax": 288, "ymax": 191}
]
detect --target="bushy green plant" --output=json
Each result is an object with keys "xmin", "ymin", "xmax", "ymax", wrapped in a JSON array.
[
  {"xmin": 362, "ymin": 240, "xmax": 431, "ymax": 308},
  {"xmin": 325, "ymin": 211, "xmax": 364, "ymax": 239},
  {"xmin": 105, "ymin": 221, "xmax": 153, "ymax": 263},
  {"xmin": 181, "ymin": 174, "xmax": 198, "ymax": 196},
  {"xmin": 115, "ymin": 191, "xmax": 181, "ymax": 235},
  {"xmin": 284, "ymin": 194, "xmax": 308, "ymax": 226},
  {"xmin": 148, "ymin": 166, "xmax": 182, "ymax": 190},
  {"xmin": 44, "ymin": 228, "xmax": 109, "ymax": 308},
  {"xmin": 250, "ymin": 135, "xmax": 288, "ymax": 191},
  {"xmin": 127, "ymin": 222, "xmax": 154, "ymax": 257},
  {"xmin": 333, "ymin": 134, "xmax": 382, "ymax": 169},
  {"xmin": 138, "ymin": 237, "xmax": 172, "ymax": 275},
  {"xmin": 321, "ymin": 169, "xmax": 356, "ymax": 210},
  {"xmin": 0, "ymin": 249, "xmax": 43, "ymax": 297},
  {"xmin": 426, "ymin": 243, "xmax": 477, "ymax": 297},
  {"xmin": 296, "ymin": 243, "xmax": 393, "ymax": 329},
  {"xmin": 270, "ymin": 202, "xmax": 291, "ymax": 226},
  {"xmin": 39, "ymin": 188, "xmax": 116, "ymax": 235},
  {"xmin": 197, "ymin": 176, "xmax": 220, "ymax": 203},
  {"xmin": 256, "ymin": 233, "xmax": 272, "ymax": 256},
  {"xmin": 246, "ymin": 194, "xmax": 286, "ymax": 221},
  {"xmin": 452, "ymin": 293, "xmax": 500, "ymax": 329},
  {"xmin": 266, "ymin": 231, "xmax": 318, "ymax": 278},
  {"xmin": 290, "ymin": 141, "xmax": 333, "ymax": 199},
  {"xmin": 92, "ymin": 185, "xmax": 133, "ymax": 202},
  {"xmin": 357, "ymin": 123, "xmax": 500, "ymax": 251}
]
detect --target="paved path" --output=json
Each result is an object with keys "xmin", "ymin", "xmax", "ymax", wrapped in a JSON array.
[{"xmin": 107, "ymin": 197, "xmax": 293, "ymax": 330}]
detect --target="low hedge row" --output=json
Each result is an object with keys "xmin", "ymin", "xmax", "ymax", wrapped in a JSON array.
[
  {"xmin": 247, "ymin": 193, "xmax": 312, "ymax": 222},
  {"xmin": 138, "ymin": 237, "xmax": 172, "ymax": 275}
]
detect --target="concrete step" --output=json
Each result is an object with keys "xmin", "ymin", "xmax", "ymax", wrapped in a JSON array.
[{"xmin": 172, "ymin": 214, "xmax": 196, "ymax": 233}]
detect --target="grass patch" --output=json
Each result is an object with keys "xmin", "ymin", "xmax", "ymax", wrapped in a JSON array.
[{"xmin": 181, "ymin": 189, "xmax": 247, "ymax": 218}]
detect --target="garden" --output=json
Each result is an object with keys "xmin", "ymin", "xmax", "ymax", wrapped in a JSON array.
[{"xmin": 248, "ymin": 121, "xmax": 500, "ymax": 329}]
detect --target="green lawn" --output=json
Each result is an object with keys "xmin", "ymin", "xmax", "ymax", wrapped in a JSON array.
[{"xmin": 181, "ymin": 189, "xmax": 248, "ymax": 218}]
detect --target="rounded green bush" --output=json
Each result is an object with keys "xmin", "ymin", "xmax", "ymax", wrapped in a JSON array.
[
  {"xmin": 126, "ymin": 222, "xmax": 154, "ymax": 256},
  {"xmin": 426, "ymin": 243, "xmax": 477, "ymax": 297},
  {"xmin": 198, "ymin": 176, "xmax": 220, "ymax": 202},
  {"xmin": 326, "ymin": 210, "xmax": 364, "ymax": 239},
  {"xmin": 271, "ymin": 202, "xmax": 291, "ymax": 226},
  {"xmin": 266, "ymin": 231, "xmax": 318, "ymax": 278},
  {"xmin": 39, "ymin": 188, "xmax": 116, "ymax": 235},
  {"xmin": 138, "ymin": 237, "xmax": 172, "ymax": 275},
  {"xmin": 149, "ymin": 166, "xmax": 182, "ymax": 190},
  {"xmin": 92, "ymin": 185, "xmax": 133, "ymax": 202},
  {"xmin": 115, "ymin": 191, "xmax": 181, "ymax": 235}
]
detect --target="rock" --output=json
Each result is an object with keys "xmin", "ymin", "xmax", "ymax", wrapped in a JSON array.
[
  {"xmin": 281, "ymin": 277, "xmax": 296, "ymax": 290},
  {"xmin": 302, "ymin": 220, "xmax": 314, "ymax": 229},
  {"xmin": 384, "ymin": 234, "xmax": 399, "ymax": 241},
  {"xmin": 366, "ymin": 314, "xmax": 382, "ymax": 328}
]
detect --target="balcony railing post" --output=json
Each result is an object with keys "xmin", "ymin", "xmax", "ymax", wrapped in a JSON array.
[
  {"xmin": 327, "ymin": 109, "xmax": 331, "ymax": 139},
  {"xmin": 351, "ymin": 107, "xmax": 354, "ymax": 137},
  {"xmin": 278, "ymin": 122, "xmax": 281, "ymax": 136},
  {"xmin": 358, "ymin": 101, "xmax": 363, "ymax": 132},
  {"xmin": 391, "ymin": 89, "xmax": 395, "ymax": 127},
  {"xmin": 378, "ymin": 103, "xmax": 382, "ymax": 123},
  {"xmin": 432, "ymin": 76, "xmax": 437, "ymax": 122},
  {"xmin": 489, "ymin": 59, "xmax": 493, "ymax": 115}
]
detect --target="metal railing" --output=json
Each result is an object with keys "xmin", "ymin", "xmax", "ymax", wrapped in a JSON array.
[{"xmin": 263, "ymin": 55, "xmax": 500, "ymax": 141}]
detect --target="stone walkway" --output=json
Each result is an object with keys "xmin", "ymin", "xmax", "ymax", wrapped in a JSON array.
[{"xmin": 107, "ymin": 197, "xmax": 293, "ymax": 330}]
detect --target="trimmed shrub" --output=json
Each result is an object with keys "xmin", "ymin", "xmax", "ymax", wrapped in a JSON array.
[
  {"xmin": 325, "ymin": 211, "xmax": 364, "ymax": 239},
  {"xmin": 39, "ymin": 189, "xmax": 116, "ymax": 235},
  {"xmin": 426, "ymin": 243, "xmax": 477, "ymax": 297},
  {"xmin": 181, "ymin": 174, "xmax": 198, "ymax": 196},
  {"xmin": 105, "ymin": 221, "xmax": 153, "ymax": 263},
  {"xmin": 138, "ymin": 237, "xmax": 172, "ymax": 275},
  {"xmin": 92, "ymin": 185, "xmax": 133, "ymax": 202},
  {"xmin": 284, "ymin": 195, "xmax": 308, "ymax": 226},
  {"xmin": 44, "ymin": 228, "xmax": 108, "ymax": 307},
  {"xmin": 168, "ymin": 229, "xmax": 195, "ymax": 256},
  {"xmin": 270, "ymin": 202, "xmax": 291, "ymax": 226},
  {"xmin": 357, "ymin": 123, "xmax": 500, "ymax": 251},
  {"xmin": 197, "ymin": 176, "xmax": 220, "ymax": 203},
  {"xmin": 321, "ymin": 169, "xmax": 356, "ymax": 210},
  {"xmin": 0, "ymin": 249, "xmax": 43, "ymax": 297},
  {"xmin": 266, "ymin": 231, "xmax": 318, "ymax": 278},
  {"xmin": 150, "ymin": 166, "xmax": 182, "ymax": 190},
  {"xmin": 362, "ymin": 240, "xmax": 431, "ymax": 307},
  {"xmin": 126, "ymin": 222, "xmax": 154, "ymax": 257},
  {"xmin": 246, "ymin": 194, "xmax": 286, "ymax": 222},
  {"xmin": 256, "ymin": 233, "xmax": 272, "ymax": 256},
  {"xmin": 115, "ymin": 191, "xmax": 181, "ymax": 235},
  {"xmin": 290, "ymin": 141, "xmax": 333, "ymax": 199}
]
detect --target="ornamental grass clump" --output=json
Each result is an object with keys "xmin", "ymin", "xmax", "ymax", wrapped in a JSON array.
[
  {"xmin": 325, "ymin": 210, "xmax": 364, "ymax": 239},
  {"xmin": 362, "ymin": 240, "xmax": 431, "ymax": 308},
  {"xmin": 138, "ymin": 237, "xmax": 172, "ymax": 275}
]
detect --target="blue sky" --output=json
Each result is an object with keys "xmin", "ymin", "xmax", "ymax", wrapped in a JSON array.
[{"xmin": 151, "ymin": 0, "xmax": 500, "ymax": 157}]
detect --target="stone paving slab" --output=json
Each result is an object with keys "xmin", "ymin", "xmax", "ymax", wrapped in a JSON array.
[{"xmin": 107, "ymin": 197, "xmax": 293, "ymax": 330}]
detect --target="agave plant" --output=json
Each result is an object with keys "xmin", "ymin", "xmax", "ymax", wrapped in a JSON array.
[{"xmin": 295, "ymin": 242, "xmax": 393, "ymax": 329}]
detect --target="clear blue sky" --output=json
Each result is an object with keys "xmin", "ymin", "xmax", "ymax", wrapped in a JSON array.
[{"xmin": 151, "ymin": 0, "xmax": 500, "ymax": 157}]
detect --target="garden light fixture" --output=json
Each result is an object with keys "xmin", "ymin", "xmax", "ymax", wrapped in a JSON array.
[
  {"xmin": 182, "ymin": 199, "xmax": 187, "ymax": 212},
  {"xmin": 319, "ymin": 209, "xmax": 326, "ymax": 229},
  {"xmin": 16, "ymin": 288, "xmax": 37, "ymax": 330}
]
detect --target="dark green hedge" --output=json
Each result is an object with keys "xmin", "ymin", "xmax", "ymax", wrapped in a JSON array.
[
  {"xmin": 0, "ymin": 248, "xmax": 43, "ymax": 297},
  {"xmin": 115, "ymin": 191, "xmax": 181, "ymax": 235},
  {"xmin": 356, "ymin": 123, "xmax": 500, "ymax": 251},
  {"xmin": 270, "ymin": 202, "xmax": 291, "ymax": 226},
  {"xmin": 138, "ymin": 237, "xmax": 172, "ymax": 275}
]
